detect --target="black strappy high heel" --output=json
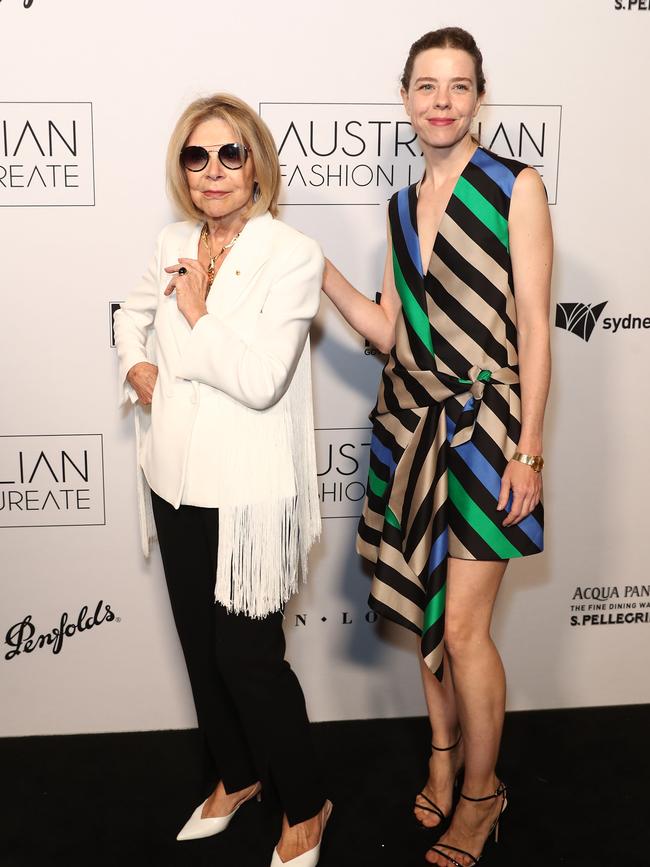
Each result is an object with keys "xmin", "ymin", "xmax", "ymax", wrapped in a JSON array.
[
  {"xmin": 414, "ymin": 732, "xmax": 463, "ymax": 830},
  {"xmin": 427, "ymin": 781, "xmax": 507, "ymax": 866}
]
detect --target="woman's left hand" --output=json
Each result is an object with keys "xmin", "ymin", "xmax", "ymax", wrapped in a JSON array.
[
  {"xmin": 497, "ymin": 460, "xmax": 542, "ymax": 527},
  {"xmin": 164, "ymin": 258, "xmax": 209, "ymax": 328}
]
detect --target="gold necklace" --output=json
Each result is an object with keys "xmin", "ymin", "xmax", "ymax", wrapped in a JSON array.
[{"xmin": 201, "ymin": 223, "xmax": 242, "ymax": 287}]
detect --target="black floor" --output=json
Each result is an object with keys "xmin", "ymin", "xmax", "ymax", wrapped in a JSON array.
[{"xmin": 2, "ymin": 705, "xmax": 648, "ymax": 867}]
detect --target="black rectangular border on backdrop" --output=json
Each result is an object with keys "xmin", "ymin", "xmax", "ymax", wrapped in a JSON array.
[
  {"xmin": 259, "ymin": 101, "xmax": 562, "ymax": 206},
  {"xmin": 0, "ymin": 433, "xmax": 106, "ymax": 528},
  {"xmin": 0, "ymin": 101, "xmax": 96, "ymax": 208},
  {"xmin": 315, "ymin": 426, "xmax": 372, "ymax": 520}
]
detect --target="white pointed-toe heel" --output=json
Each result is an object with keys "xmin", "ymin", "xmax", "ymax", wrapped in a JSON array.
[
  {"xmin": 270, "ymin": 800, "xmax": 333, "ymax": 867},
  {"xmin": 176, "ymin": 783, "xmax": 262, "ymax": 842}
]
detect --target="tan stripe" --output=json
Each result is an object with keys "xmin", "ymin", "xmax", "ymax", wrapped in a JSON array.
[
  {"xmin": 433, "ymin": 257, "xmax": 517, "ymax": 359},
  {"xmin": 360, "ymin": 505, "xmax": 384, "ymax": 533},
  {"xmin": 448, "ymin": 527, "xmax": 475, "ymax": 560},
  {"xmin": 378, "ymin": 409, "xmax": 422, "ymax": 452},
  {"xmin": 440, "ymin": 216, "xmax": 509, "ymax": 298},
  {"xmin": 477, "ymin": 399, "xmax": 518, "ymax": 451},
  {"xmin": 378, "ymin": 541, "xmax": 425, "ymax": 593},
  {"xmin": 357, "ymin": 536, "xmax": 378, "ymax": 563},
  {"xmin": 423, "ymin": 644, "xmax": 444, "ymax": 674},
  {"xmin": 396, "ymin": 417, "xmax": 428, "ymax": 537},
  {"xmin": 437, "ymin": 218, "xmax": 519, "ymax": 359},
  {"xmin": 429, "ymin": 305, "xmax": 502, "ymax": 371},
  {"xmin": 371, "ymin": 577, "xmax": 424, "ymax": 630},
  {"xmin": 406, "ymin": 432, "xmax": 448, "ymax": 576},
  {"xmin": 434, "ymin": 355, "xmax": 456, "ymax": 376}
]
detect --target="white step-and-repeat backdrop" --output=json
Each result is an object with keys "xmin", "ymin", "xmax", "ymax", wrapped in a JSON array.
[{"xmin": 2, "ymin": 0, "xmax": 649, "ymax": 737}]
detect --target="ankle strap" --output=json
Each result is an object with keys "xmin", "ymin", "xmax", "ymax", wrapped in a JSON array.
[
  {"xmin": 460, "ymin": 781, "xmax": 506, "ymax": 802},
  {"xmin": 431, "ymin": 731, "xmax": 462, "ymax": 752}
]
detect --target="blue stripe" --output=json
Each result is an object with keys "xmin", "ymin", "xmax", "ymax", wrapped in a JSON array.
[
  {"xmin": 397, "ymin": 186, "xmax": 423, "ymax": 275},
  {"xmin": 370, "ymin": 433, "xmax": 397, "ymax": 475},
  {"xmin": 472, "ymin": 148, "xmax": 516, "ymax": 199},
  {"xmin": 428, "ymin": 529, "xmax": 449, "ymax": 575},
  {"xmin": 447, "ymin": 406, "xmax": 544, "ymax": 549}
]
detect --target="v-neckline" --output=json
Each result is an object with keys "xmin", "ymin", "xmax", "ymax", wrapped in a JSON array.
[{"xmin": 412, "ymin": 144, "xmax": 480, "ymax": 278}]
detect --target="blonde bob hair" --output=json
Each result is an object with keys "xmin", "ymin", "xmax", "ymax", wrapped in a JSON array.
[{"xmin": 166, "ymin": 93, "xmax": 281, "ymax": 221}]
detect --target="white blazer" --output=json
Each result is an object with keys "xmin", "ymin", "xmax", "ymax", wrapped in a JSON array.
[{"xmin": 114, "ymin": 212, "xmax": 324, "ymax": 617}]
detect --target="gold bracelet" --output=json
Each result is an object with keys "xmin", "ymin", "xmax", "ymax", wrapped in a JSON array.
[{"xmin": 512, "ymin": 452, "xmax": 544, "ymax": 473}]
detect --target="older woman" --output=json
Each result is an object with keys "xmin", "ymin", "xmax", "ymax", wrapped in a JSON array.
[{"xmin": 114, "ymin": 93, "xmax": 332, "ymax": 867}]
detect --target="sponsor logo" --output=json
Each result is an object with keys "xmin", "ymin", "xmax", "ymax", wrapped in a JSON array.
[
  {"xmin": 0, "ymin": 434, "xmax": 106, "ymax": 527},
  {"xmin": 570, "ymin": 584, "xmax": 650, "ymax": 626},
  {"xmin": 555, "ymin": 301, "xmax": 608, "ymax": 342},
  {"xmin": 109, "ymin": 301, "xmax": 122, "ymax": 348},
  {"xmin": 0, "ymin": 102, "xmax": 95, "ymax": 207},
  {"xmin": 291, "ymin": 609, "xmax": 378, "ymax": 627},
  {"xmin": 315, "ymin": 427, "xmax": 371, "ymax": 519},
  {"xmin": 614, "ymin": 0, "xmax": 650, "ymax": 9},
  {"xmin": 259, "ymin": 102, "xmax": 561, "ymax": 206},
  {"xmin": 556, "ymin": 301, "xmax": 650, "ymax": 342},
  {"xmin": 4, "ymin": 600, "xmax": 117, "ymax": 660}
]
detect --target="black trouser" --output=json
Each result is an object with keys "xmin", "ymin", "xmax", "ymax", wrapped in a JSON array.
[{"xmin": 151, "ymin": 490, "xmax": 326, "ymax": 826}]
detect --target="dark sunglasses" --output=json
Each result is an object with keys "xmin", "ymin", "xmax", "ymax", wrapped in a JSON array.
[{"xmin": 180, "ymin": 142, "xmax": 249, "ymax": 172}]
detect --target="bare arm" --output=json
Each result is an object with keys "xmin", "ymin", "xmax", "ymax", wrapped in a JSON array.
[
  {"xmin": 497, "ymin": 167, "xmax": 553, "ymax": 526},
  {"xmin": 322, "ymin": 216, "xmax": 401, "ymax": 354}
]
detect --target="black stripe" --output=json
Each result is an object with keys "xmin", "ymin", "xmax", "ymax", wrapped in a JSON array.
[
  {"xmin": 429, "ymin": 325, "xmax": 472, "ymax": 378},
  {"xmin": 435, "ymin": 234, "xmax": 519, "ymax": 351},
  {"xmin": 471, "ymin": 422, "xmax": 509, "ymax": 477},
  {"xmin": 448, "ymin": 501, "xmax": 503, "ymax": 560},
  {"xmin": 404, "ymin": 427, "xmax": 448, "ymax": 564},
  {"xmin": 372, "ymin": 420, "xmax": 404, "ymax": 463},
  {"xmin": 446, "ymin": 197, "xmax": 511, "ymax": 273},
  {"xmin": 391, "ymin": 362, "xmax": 437, "ymax": 412},
  {"xmin": 482, "ymin": 384, "xmax": 520, "ymax": 439},
  {"xmin": 358, "ymin": 517, "xmax": 381, "ymax": 550},
  {"xmin": 368, "ymin": 595, "xmax": 421, "ymax": 636},
  {"xmin": 449, "ymin": 450, "xmax": 541, "ymax": 556},
  {"xmin": 368, "ymin": 451, "xmax": 391, "ymax": 484},
  {"xmin": 464, "ymin": 162, "xmax": 510, "ymax": 219},
  {"xmin": 479, "ymin": 148, "xmax": 528, "ymax": 179},
  {"xmin": 373, "ymin": 558, "xmax": 427, "ymax": 608},
  {"xmin": 430, "ymin": 278, "xmax": 509, "ymax": 368},
  {"xmin": 379, "ymin": 364, "xmax": 422, "ymax": 432}
]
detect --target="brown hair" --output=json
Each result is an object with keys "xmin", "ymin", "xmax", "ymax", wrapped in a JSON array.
[
  {"xmin": 401, "ymin": 27, "xmax": 486, "ymax": 95},
  {"xmin": 166, "ymin": 93, "xmax": 281, "ymax": 221}
]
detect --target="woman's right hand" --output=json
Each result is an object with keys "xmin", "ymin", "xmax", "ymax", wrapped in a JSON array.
[{"xmin": 126, "ymin": 362, "xmax": 159, "ymax": 405}]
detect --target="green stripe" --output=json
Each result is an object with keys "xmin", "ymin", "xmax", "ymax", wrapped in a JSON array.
[
  {"xmin": 454, "ymin": 176, "xmax": 510, "ymax": 250},
  {"xmin": 368, "ymin": 467, "xmax": 388, "ymax": 498},
  {"xmin": 385, "ymin": 506, "xmax": 400, "ymax": 529},
  {"xmin": 448, "ymin": 470, "xmax": 522, "ymax": 559},
  {"xmin": 423, "ymin": 582, "xmax": 446, "ymax": 632},
  {"xmin": 392, "ymin": 248, "xmax": 434, "ymax": 354}
]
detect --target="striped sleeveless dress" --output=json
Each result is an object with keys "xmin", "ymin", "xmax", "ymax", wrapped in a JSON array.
[{"xmin": 357, "ymin": 146, "xmax": 544, "ymax": 679}]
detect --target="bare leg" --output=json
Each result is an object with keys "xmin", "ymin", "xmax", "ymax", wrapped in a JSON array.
[
  {"xmin": 426, "ymin": 558, "xmax": 508, "ymax": 866},
  {"xmin": 276, "ymin": 800, "xmax": 332, "ymax": 862},
  {"xmin": 414, "ymin": 648, "xmax": 465, "ymax": 827},
  {"xmin": 201, "ymin": 780, "xmax": 261, "ymax": 818}
]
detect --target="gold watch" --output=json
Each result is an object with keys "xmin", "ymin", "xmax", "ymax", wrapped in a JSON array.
[{"xmin": 512, "ymin": 452, "xmax": 544, "ymax": 473}]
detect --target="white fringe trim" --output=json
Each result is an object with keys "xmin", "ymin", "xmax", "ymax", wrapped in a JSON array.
[
  {"xmin": 134, "ymin": 405, "xmax": 157, "ymax": 557},
  {"xmin": 214, "ymin": 340, "xmax": 321, "ymax": 618}
]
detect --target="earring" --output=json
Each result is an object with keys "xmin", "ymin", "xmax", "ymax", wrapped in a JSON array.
[{"xmin": 252, "ymin": 181, "xmax": 260, "ymax": 202}]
